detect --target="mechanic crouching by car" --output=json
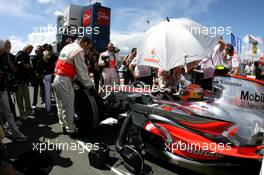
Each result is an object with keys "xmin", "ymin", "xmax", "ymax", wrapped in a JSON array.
[
  {"xmin": 98, "ymin": 43, "xmax": 118, "ymax": 86},
  {"xmin": 53, "ymin": 37, "xmax": 94, "ymax": 139}
]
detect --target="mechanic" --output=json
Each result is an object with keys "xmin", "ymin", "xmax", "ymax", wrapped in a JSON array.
[
  {"xmin": 53, "ymin": 37, "xmax": 94, "ymax": 138},
  {"xmin": 129, "ymin": 57, "xmax": 153, "ymax": 87},
  {"xmin": 98, "ymin": 43, "xmax": 118, "ymax": 86},
  {"xmin": 201, "ymin": 39, "xmax": 226, "ymax": 90},
  {"xmin": 225, "ymin": 43, "xmax": 241, "ymax": 75}
]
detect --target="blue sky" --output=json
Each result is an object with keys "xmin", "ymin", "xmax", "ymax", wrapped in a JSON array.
[{"xmin": 0, "ymin": 0, "xmax": 263, "ymax": 57}]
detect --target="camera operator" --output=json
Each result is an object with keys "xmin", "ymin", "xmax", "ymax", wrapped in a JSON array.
[
  {"xmin": 0, "ymin": 39, "xmax": 28, "ymax": 142},
  {"xmin": 98, "ymin": 43, "xmax": 118, "ymax": 86}
]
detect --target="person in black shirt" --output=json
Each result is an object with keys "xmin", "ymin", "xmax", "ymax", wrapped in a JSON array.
[
  {"xmin": 31, "ymin": 46, "xmax": 44, "ymax": 113},
  {"xmin": 36, "ymin": 50, "xmax": 56, "ymax": 114},
  {"xmin": 15, "ymin": 44, "xmax": 34, "ymax": 120},
  {"xmin": 2, "ymin": 40, "xmax": 19, "ymax": 122},
  {"xmin": 0, "ymin": 39, "xmax": 28, "ymax": 142}
]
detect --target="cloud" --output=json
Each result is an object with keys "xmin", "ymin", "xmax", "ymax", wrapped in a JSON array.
[
  {"xmin": 0, "ymin": 0, "xmax": 30, "ymax": 17},
  {"xmin": 183, "ymin": 0, "xmax": 215, "ymax": 16},
  {"xmin": 8, "ymin": 25, "xmax": 56, "ymax": 54},
  {"xmin": 38, "ymin": 0, "xmax": 51, "ymax": 3},
  {"xmin": 110, "ymin": 31, "xmax": 144, "ymax": 55},
  {"xmin": 111, "ymin": 0, "xmax": 214, "ymax": 33},
  {"xmin": 54, "ymin": 10, "xmax": 63, "ymax": 16}
]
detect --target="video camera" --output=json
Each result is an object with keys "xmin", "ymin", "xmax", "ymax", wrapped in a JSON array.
[{"xmin": 101, "ymin": 55, "xmax": 110, "ymax": 62}]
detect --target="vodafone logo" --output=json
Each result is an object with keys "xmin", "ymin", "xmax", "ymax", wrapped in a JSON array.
[
  {"xmin": 96, "ymin": 8, "xmax": 110, "ymax": 26},
  {"xmin": 83, "ymin": 10, "xmax": 92, "ymax": 26},
  {"xmin": 97, "ymin": 11, "xmax": 110, "ymax": 21},
  {"xmin": 84, "ymin": 14, "xmax": 91, "ymax": 21}
]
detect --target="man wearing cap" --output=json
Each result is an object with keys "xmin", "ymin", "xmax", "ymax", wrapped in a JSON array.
[
  {"xmin": 0, "ymin": 39, "xmax": 28, "ymax": 142},
  {"xmin": 53, "ymin": 37, "xmax": 93, "ymax": 138}
]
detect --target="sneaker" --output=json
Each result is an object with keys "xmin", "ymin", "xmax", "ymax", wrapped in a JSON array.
[
  {"xmin": 12, "ymin": 133, "xmax": 29, "ymax": 142},
  {"xmin": 9, "ymin": 128, "xmax": 29, "ymax": 142}
]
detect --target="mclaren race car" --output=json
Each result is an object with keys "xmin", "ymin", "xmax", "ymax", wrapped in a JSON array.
[
  {"xmin": 114, "ymin": 74, "xmax": 264, "ymax": 175},
  {"xmin": 73, "ymin": 72, "xmax": 264, "ymax": 174}
]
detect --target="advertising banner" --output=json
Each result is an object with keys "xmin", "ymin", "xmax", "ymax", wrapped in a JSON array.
[
  {"xmin": 83, "ymin": 9, "xmax": 92, "ymax": 27},
  {"xmin": 96, "ymin": 7, "xmax": 110, "ymax": 26}
]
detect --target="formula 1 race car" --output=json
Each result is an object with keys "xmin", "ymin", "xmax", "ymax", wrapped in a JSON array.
[
  {"xmin": 114, "ymin": 74, "xmax": 264, "ymax": 175},
  {"xmin": 73, "ymin": 71, "xmax": 264, "ymax": 174}
]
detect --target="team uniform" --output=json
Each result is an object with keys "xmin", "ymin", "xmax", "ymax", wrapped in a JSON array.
[{"xmin": 53, "ymin": 41, "xmax": 93, "ymax": 133}]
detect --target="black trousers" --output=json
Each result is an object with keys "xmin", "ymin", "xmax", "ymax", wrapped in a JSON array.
[
  {"xmin": 32, "ymin": 78, "xmax": 44, "ymax": 106},
  {"xmin": 138, "ymin": 75, "xmax": 153, "ymax": 87},
  {"xmin": 201, "ymin": 78, "xmax": 213, "ymax": 90},
  {"xmin": 123, "ymin": 71, "xmax": 134, "ymax": 85}
]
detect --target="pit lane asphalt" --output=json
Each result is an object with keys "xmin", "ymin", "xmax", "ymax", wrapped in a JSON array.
[{"xmin": 2, "ymin": 87, "xmax": 257, "ymax": 175}]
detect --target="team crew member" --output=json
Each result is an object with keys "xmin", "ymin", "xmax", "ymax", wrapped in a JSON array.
[
  {"xmin": 53, "ymin": 37, "xmax": 93, "ymax": 138},
  {"xmin": 129, "ymin": 57, "xmax": 153, "ymax": 86},
  {"xmin": 98, "ymin": 43, "xmax": 118, "ymax": 86},
  {"xmin": 201, "ymin": 39, "xmax": 226, "ymax": 90},
  {"xmin": 225, "ymin": 43, "xmax": 241, "ymax": 75}
]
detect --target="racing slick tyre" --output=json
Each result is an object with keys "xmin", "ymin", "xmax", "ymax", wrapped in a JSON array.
[{"xmin": 74, "ymin": 87, "xmax": 104, "ymax": 134}]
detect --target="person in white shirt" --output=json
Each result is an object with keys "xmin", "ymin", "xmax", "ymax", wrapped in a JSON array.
[
  {"xmin": 98, "ymin": 43, "xmax": 118, "ymax": 86},
  {"xmin": 244, "ymin": 60, "xmax": 255, "ymax": 76},
  {"xmin": 201, "ymin": 39, "xmax": 226, "ymax": 89},
  {"xmin": 129, "ymin": 57, "xmax": 153, "ymax": 86},
  {"xmin": 225, "ymin": 43, "xmax": 241, "ymax": 75}
]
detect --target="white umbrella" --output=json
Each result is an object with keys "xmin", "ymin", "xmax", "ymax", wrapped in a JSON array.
[{"xmin": 136, "ymin": 18, "xmax": 220, "ymax": 71}]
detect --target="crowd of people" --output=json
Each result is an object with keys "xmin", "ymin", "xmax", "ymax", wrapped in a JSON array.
[{"xmin": 0, "ymin": 39, "xmax": 57, "ymax": 143}]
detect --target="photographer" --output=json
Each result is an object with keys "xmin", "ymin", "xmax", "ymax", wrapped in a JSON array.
[{"xmin": 98, "ymin": 43, "xmax": 118, "ymax": 86}]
